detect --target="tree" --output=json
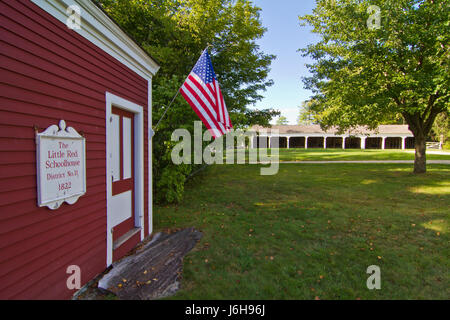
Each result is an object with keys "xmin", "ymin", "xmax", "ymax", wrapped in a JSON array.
[
  {"xmin": 298, "ymin": 99, "xmax": 321, "ymax": 125},
  {"xmin": 276, "ymin": 116, "xmax": 289, "ymax": 125},
  {"xmin": 97, "ymin": 0, "xmax": 277, "ymax": 202},
  {"xmin": 431, "ymin": 111, "xmax": 450, "ymax": 148},
  {"xmin": 299, "ymin": 0, "xmax": 449, "ymax": 173}
]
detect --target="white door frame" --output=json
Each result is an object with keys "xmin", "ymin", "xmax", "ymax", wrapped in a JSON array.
[{"xmin": 105, "ymin": 92, "xmax": 144, "ymax": 266}]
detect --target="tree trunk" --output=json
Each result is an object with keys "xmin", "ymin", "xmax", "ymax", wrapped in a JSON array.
[{"xmin": 414, "ymin": 134, "xmax": 427, "ymax": 174}]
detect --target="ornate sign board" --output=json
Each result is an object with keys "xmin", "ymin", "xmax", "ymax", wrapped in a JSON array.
[{"xmin": 36, "ymin": 120, "xmax": 86, "ymax": 210}]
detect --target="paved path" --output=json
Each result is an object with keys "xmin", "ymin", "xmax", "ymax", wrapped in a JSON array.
[
  {"xmin": 250, "ymin": 160, "xmax": 450, "ymax": 164},
  {"xmin": 406, "ymin": 150, "xmax": 450, "ymax": 156}
]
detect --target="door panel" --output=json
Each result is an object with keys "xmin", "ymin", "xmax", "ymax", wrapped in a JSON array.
[
  {"xmin": 111, "ymin": 114, "xmax": 120, "ymax": 182},
  {"xmin": 110, "ymin": 107, "xmax": 135, "ymax": 241},
  {"xmin": 122, "ymin": 117, "xmax": 132, "ymax": 179},
  {"xmin": 110, "ymin": 190, "xmax": 132, "ymax": 226}
]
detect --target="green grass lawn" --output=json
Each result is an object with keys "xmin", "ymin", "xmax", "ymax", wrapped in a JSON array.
[
  {"xmin": 226, "ymin": 148, "xmax": 450, "ymax": 162},
  {"xmin": 154, "ymin": 159, "xmax": 449, "ymax": 299}
]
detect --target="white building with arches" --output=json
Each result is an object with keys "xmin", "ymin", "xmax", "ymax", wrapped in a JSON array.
[{"xmin": 249, "ymin": 125, "xmax": 414, "ymax": 150}]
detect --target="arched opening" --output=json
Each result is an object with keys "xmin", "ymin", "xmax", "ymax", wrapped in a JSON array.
[
  {"xmin": 256, "ymin": 136, "xmax": 269, "ymax": 148},
  {"xmin": 269, "ymin": 136, "xmax": 281, "ymax": 148},
  {"xmin": 326, "ymin": 137, "xmax": 343, "ymax": 148},
  {"xmin": 366, "ymin": 137, "xmax": 382, "ymax": 149},
  {"xmin": 277, "ymin": 137, "xmax": 288, "ymax": 148},
  {"xmin": 385, "ymin": 137, "xmax": 402, "ymax": 149},
  {"xmin": 345, "ymin": 137, "xmax": 361, "ymax": 149},
  {"xmin": 405, "ymin": 137, "xmax": 415, "ymax": 149},
  {"xmin": 289, "ymin": 137, "xmax": 305, "ymax": 148},
  {"xmin": 308, "ymin": 137, "xmax": 324, "ymax": 148}
]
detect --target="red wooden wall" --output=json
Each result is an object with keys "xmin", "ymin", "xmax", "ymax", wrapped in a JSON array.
[{"xmin": 0, "ymin": 0, "xmax": 150, "ymax": 299}]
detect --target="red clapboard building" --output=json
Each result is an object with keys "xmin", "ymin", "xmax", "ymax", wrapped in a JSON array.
[{"xmin": 0, "ymin": 0, "xmax": 159, "ymax": 299}]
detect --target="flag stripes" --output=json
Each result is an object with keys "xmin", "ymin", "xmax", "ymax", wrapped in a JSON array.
[
  {"xmin": 180, "ymin": 85, "xmax": 226, "ymax": 137},
  {"xmin": 179, "ymin": 48, "xmax": 232, "ymax": 138}
]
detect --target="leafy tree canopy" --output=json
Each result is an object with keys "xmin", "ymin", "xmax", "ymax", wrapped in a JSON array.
[
  {"xmin": 275, "ymin": 116, "xmax": 289, "ymax": 125},
  {"xmin": 298, "ymin": 99, "xmax": 321, "ymax": 125},
  {"xmin": 97, "ymin": 0, "xmax": 278, "ymax": 201},
  {"xmin": 299, "ymin": 0, "xmax": 449, "ymax": 172}
]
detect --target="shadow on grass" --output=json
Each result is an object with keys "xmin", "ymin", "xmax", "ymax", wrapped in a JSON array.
[{"xmin": 155, "ymin": 163, "xmax": 449, "ymax": 299}]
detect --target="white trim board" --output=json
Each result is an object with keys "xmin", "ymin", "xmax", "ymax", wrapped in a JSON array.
[
  {"xmin": 105, "ymin": 92, "xmax": 145, "ymax": 267},
  {"xmin": 31, "ymin": 0, "xmax": 160, "ymax": 79},
  {"xmin": 147, "ymin": 78, "xmax": 153, "ymax": 236}
]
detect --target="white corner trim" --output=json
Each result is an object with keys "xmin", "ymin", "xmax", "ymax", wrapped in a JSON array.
[
  {"xmin": 148, "ymin": 78, "xmax": 153, "ymax": 237},
  {"xmin": 32, "ymin": 0, "xmax": 160, "ymax": 80},
  {"xmin": 105, "ymin": 92, "xmax": 145, "ymax": 267}
]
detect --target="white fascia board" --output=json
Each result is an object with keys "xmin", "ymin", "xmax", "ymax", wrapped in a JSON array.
[{"xmin": 32, "ymin": 0, "xmax": 160, "ymax": 80}]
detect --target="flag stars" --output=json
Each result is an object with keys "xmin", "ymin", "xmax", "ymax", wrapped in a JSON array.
[{"xmin": 192, "ymin": 51, "xmax": 216, "ymax": 84}]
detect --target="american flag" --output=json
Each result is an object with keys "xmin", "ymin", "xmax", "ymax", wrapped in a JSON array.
[{"xmin": 180, "ymin": 49, "xmax": 232, "ymax": 138}]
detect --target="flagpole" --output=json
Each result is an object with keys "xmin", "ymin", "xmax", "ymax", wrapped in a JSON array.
[{"xmin": 152, "ymin": 89, "xmax": 180, "ymax": 135}]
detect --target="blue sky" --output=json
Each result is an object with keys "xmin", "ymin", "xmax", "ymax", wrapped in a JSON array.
[{"xmin": 253, "ymin": 0, "xmax": 320, "ymax": 124}]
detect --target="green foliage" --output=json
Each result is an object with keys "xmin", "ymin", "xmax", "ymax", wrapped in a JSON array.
[
  {"xmin": 275, "ymin": 116, "xmax": 289, "ymax": 125},
  {"xmin": 444, "ymin": 141, "xmax": 450, "ymax": 150},
  {"xmin": 431, "ymin": 111, "xmax": 450, "ymax": 143},
  {"xmin": 299, "ymin": 0, "xmax": 449, "ymax": 145},
  {"xmin": 97, "ymin": 0, "xmax": 277, "ymax": 202},
  {"xmin": 298, "ymin": 99, "xmax": 322, "ymax": 125}
]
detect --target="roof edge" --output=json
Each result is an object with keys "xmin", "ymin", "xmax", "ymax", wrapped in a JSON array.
[
  {"xmin": 249, "ymin": 124, "xmax": 413, "ymax": 135},
  {"xmin": 32, "ymin": 0, "xmax": 160, "ymax": 80}
]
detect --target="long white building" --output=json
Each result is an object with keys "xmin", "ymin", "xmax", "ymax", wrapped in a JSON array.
[{"xmin": 249, "ymin": 125, "xmax": 414, "ymax": 150}]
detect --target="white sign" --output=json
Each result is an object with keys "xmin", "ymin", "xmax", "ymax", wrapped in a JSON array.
[{"xmin": 36, "ymin": 120, "xmax": 86, "ymax": 209}]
